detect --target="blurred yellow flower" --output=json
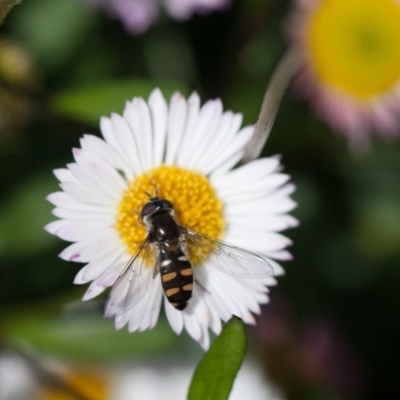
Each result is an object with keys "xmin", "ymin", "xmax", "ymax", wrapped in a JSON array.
[
  {"xmin": 40, "ymin": 369, "xmax": 108, "ymax": 400},
  {"xmin": 287, "ymin": 0, "xmax": 400, "ymax": 148}
]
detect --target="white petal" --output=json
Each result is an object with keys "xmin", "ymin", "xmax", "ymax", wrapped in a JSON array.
[
  {"xmin": 201, "ymin": 267, "xmax": 255, "ymax": 324},
  {"xmin": 67, "ymin": 163, "xmax": 121, "ymax": 201},
  {"xmin": 148, "ymin": 88, "xmax": 168, "ymax": 167},
  {"xmin": 82, "ymin": 280, "xmax": 107, "ymax": 301},
  {"xmin": 46, "ymin": 192, "xmax": 110, "ymax": 212},
  {"xmin": 127, "ymin": 278, "xmax": 163, "ymax": 332},
  {"xmin": 211, "ymin": 151, "xmax": 244, "ymax": 176},
  {"xmin": 165, "ymin": 92, "xmax": 188, "ymax": 164},
  {"xmin": 205, "ymin": 126, "xmax": 253, "ymax": 175},
  {"xmin": 267, "ymin": 250, "xmax": 293, "ymax": 261},
  {"xmin": 210, "ymin": 157, "xmax": 281, "ymax": 190},
  {"xmin": 197, "ymin": 326, "xmax": 210, "ymax": 351},
  {"xmin": 226, "ymin": 214, "xmax": 299, "ymax": 232},
  {"xmin": 217, "ymin": 174, "xmax": 291, "ymax": 202},
  {"xmin": 165, "ymin": 301, "xmax": 184, "ymax": 335},
  {"xmin": 52, "ymin": 207, "xmax": 115, "ymax": 223},
  {"xmin": 59, "ymin": 236, "xmax": 122, "ymax": 263},
  {"xmin": 105, "ymin": 265, "xmax": 155, "ymax": 319},
  {"xmin": 82, "ymin": 246, "xmax": 126, "ymax": 281},
  {"xmin": 182, "ymin": 309, "xmax": 202, "ymax": 341},
  {"xmin": 204, "ymin": 112, "xmax": 243, "ymax": 166},
  {"xmin": 110, "ymin": 113, "xmax": 144, "ymax": 174},
  {"xmin": 185, "ymin": 99, "xmax": 223, "ymax": 170},
  {"xmin": 190, "ymin": 267, "xmax": 222, "ymax": 335},
  {"xmin": 264, "ymin": 258, "xmax": 285, "ymax": 276},
  {"xmin": 45, "ymin": 219, "xmax": 116, "ymax": 242},
  {"xmin": 72, "ymin": 147, "xmax": 127, "ymax": 192},
  {"xmin": 138, "ymin": 281, "xmax": 163, "ymax": 331},
  {"xmin": 80, "ymin": 134, "xmax": 133, "ymax": 180},
  {"xmin": 175, "ymin": 91, "xmax": 201, "ymax": 166},
  {"xmin": 123, "ymin": 97, "xmax": 153, "ymax": 171},
  {"xmin": 196, "ymin": 268, "xmax": 231, "ymax": 323},
  {"xmin": 60, "ymin": 181, "xmax": 115, "ymax": 207},
  {"xmin": 97, "ymin": 260, "xmax": 127, "ymax": 287},
  {"xmin": 223, "ymin": 231, "xmax": 291, "ymax": 253},
  {"xmin": 225, "ymin": 196, "xmax": 297, "ymax": 215},
  {"xmin": 53, "ymin": 168, "xmax": 76, "ymax": 183},
  {"xmin": 201, "ymin": 292, "xmax": 222, "ymax": 335},
  {"xmin": 189, "ymin": 109, "xmax": 237, "ymax": 170},
  {"xmin": 115, "ymin": 311, "xmax": 129, "ymax": 331},
  {"xmin": 73, "ymin": 267, "xmax": 88, "ymax": 284},
  {"xmin": 184, "ymin": 287, "xmax": 210, "ymax": 329}
]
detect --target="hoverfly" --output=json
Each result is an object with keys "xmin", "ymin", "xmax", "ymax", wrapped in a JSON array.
[{"xmin": 104, "ymin": 196, "xmax": 274, "ymax": 318}]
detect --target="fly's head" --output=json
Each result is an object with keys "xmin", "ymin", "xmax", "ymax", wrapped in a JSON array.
[{"xmin": 140, "ymin": 197, "xmax": 174, "ymax": 225}]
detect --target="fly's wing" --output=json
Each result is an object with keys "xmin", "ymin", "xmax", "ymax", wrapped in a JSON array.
[
  {"xmin": 182, "ymin": 228, "xmax": 274, "ymax": 278},
  {"xmin": 104, "ymin": 239, "xmax": 159, "ymax": 318}
]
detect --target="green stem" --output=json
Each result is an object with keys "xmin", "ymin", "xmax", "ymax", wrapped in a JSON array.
[{"xmin": 242, "ymin": 49, "xmax": 301, "ymax": 163}]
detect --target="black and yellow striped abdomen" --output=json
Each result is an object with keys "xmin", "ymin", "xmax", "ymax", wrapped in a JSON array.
[{"xmin": 159, "ymin": 248, "xmax": 193, "ymax": 310}]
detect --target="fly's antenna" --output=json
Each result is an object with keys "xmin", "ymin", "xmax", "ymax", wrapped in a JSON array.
[{"xmin": 144, "ymin": 183, "xmax": 160, "ymax": 199}]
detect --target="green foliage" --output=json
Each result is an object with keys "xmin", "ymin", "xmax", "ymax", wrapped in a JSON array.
[
  {"xmin": 0, "ymin": 171, "xmax": 58, "ymax": 257},
  {"xmin": 8, "ymin": 0, "xmax": 95, "ymax": 71},
  {"xmin": 51, "ymin": 78, "xmax": 188, "ymax": 126},
  {"xmin": 3, "ymin": 300, "xmax": 178, "ymax": 361},
  {"xmin": 0, "ymin": 0, "xmax": 22, "ymax": 26},
  {"xmin": 188, "ymin": 317, "xmax": 247, "ymax": 400}
]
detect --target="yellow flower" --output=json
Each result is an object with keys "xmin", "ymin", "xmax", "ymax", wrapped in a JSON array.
[{"xmin": 287, "ymin": 0, "xmax": 400, "ymax": 148}]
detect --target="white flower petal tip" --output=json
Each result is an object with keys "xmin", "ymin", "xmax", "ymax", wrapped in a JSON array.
[
  {"xmin": 46, "ymin": 87, "xmax": 297, "ymax": 349},
  {"xmin": 58, "ymin": 249, "xmax": 81, "ymax": 262},
  {"xmin": 73, "ymin": 268, "xmax": 88, "ymax": 285},
  {"xmin": 72, "ymin": 148, "xmax": 81, "ymax": 157},
  {"xmin": 287, "ymin": 0, "xmax": 400, "ymax": 147},
  {"xmin": 82, "ymin": 282, "xmax": 106, "ymax": 301}
]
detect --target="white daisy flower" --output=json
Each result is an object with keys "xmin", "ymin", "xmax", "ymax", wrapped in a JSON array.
[{"xmin": 45, "ymin": 88, "xmax": 297, "ymax": 350}]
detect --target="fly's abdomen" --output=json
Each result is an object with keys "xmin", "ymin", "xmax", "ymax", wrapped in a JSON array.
[{"xmin": 160, "ymin": 248, "xmax": 193, "ymax": 311}]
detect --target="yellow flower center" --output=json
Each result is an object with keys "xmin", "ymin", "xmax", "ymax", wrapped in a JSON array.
[
  {"xmin": 116, "ymin": 165, "xmax": 225, "ymax": 266},
  {"xmin": 306, "ymin": 0, "xmax": 400, "ymax": 99}
]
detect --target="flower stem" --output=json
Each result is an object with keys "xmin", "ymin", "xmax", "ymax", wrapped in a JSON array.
[{"xmin": 242, "ymin": 49, "xmax": 300, "ymax": 163}]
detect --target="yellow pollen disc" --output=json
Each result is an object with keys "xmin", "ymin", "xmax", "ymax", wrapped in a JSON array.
[
  {"xmin": 116, "ymin": 165, "xmax": 225, "ymax": 266},
  {"xmin": 306, "ymin": 0, "xmax": 400, "ymax": 99}
]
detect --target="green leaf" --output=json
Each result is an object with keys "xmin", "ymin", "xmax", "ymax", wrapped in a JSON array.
[
  {"xmin": 188, "ymin": 317, "xmax": 247, "ymax": 400},
  {"xmin": 3, "ymin": 298, "xmax": 178, "ymax": 361},
  {"xmin": 51, "ymin": 78, "xmax": 188, "ymax": 126}
]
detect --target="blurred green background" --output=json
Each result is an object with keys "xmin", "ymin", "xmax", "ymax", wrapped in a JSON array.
[{"xmin": 0, "ymin": 0, "xmax": 399, "ymax": 399}]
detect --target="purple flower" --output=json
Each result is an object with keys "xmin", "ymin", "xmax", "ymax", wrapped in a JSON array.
[{"xmin": 85, "ymin": 0, "xmax": 232, "ymax": 34}]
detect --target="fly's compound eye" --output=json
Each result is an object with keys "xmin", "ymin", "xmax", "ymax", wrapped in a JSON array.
[
  {"xmin": 140, "ymin": 198, "xmax": 174, "ymax": 220},
  {"xmin": 162, "ymin": 200, "xmax": 173, "ymax": 209},
  {"xmin": 140, "ymin": 202, "xmax": 158, "ymax": 220}
]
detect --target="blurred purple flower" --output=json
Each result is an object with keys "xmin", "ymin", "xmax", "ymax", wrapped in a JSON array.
[
  {"xmin": 255, "ymin": 294, "xmax": 364, "ymax": 399},
  {"xmin": 298, "ymin": 320, "xmax": 364, "ymax": 398},
  {"xmin": 85, "ymin": 0, "xmax": 232, "ymax": 34}
]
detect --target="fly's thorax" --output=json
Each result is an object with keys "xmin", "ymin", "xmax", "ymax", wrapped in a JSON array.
[{"xmin": 148, "ymin": 211, "xmax": 180, "ymax": 245}]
